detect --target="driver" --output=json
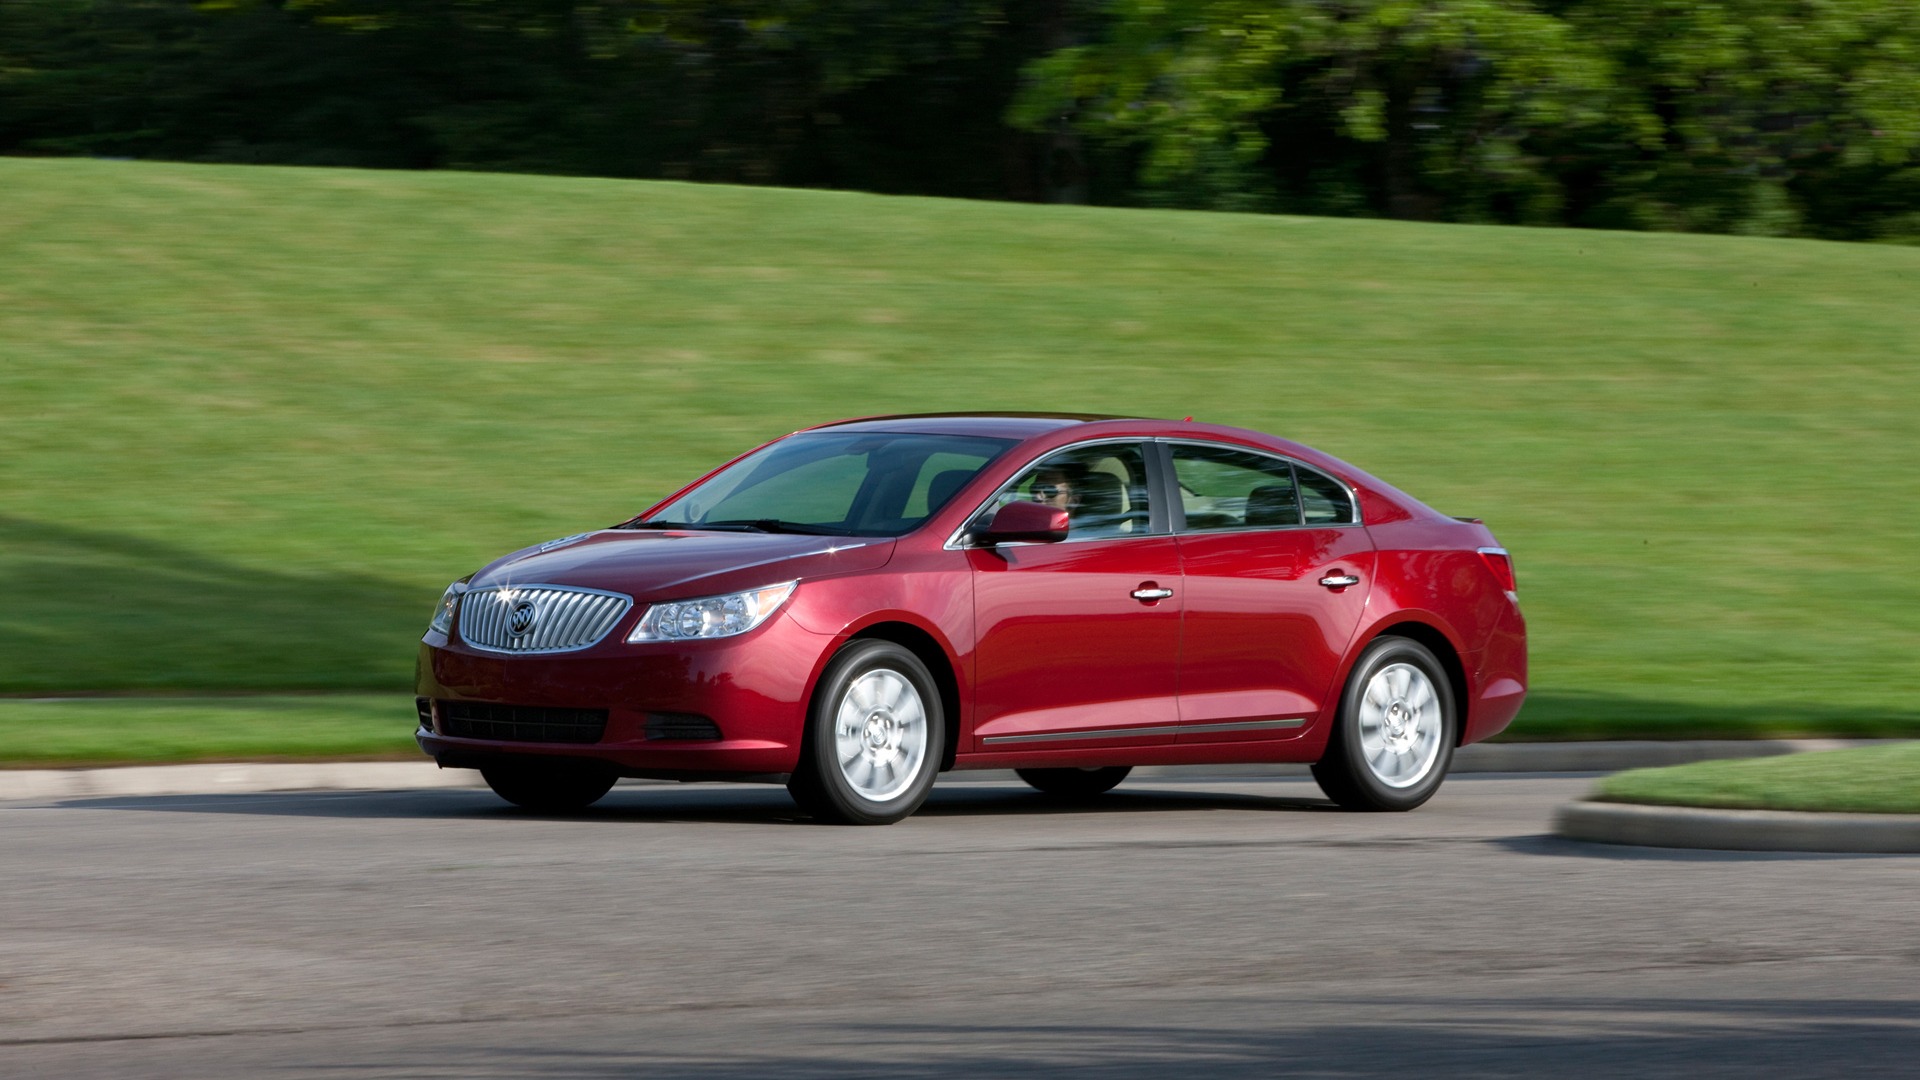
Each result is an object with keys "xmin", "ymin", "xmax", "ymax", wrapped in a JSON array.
[{"xmin": 1029, "ymin": 463, "xmax": 1085, "ymax": 513}]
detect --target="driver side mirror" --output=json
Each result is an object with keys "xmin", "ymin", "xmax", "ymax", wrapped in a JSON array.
[{"xmin": 974, "ymin": 501, "xmax": 1070, "ymax": 545}]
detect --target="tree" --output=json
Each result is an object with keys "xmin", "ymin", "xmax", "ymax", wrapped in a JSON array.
[
  {"xmin": 1011, "ymin": 1, "xmax": 1615, "ymax": 218},
  {"xmin": 1562, "ymin": 0, "xmax": 1920, "ymax": 238},
  {"xmin": 1012, "ymin": 0, "xmax": 1920, "ymax": 236}
]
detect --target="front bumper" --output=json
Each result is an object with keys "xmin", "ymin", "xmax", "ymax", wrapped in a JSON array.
[{"xmin": 414, "ymin": 612, "xmax": 835, "ymax": 777}]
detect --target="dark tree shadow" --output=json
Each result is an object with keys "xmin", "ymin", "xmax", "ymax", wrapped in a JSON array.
[{"xmin": 0, "ymin": 514, "xmax": 427, "ymax": 693}]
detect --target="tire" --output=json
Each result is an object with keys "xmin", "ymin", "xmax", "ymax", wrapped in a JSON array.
[
  {"xmin": 481, "ymin": 761, "xmax": 618, "ymax": 813},
  {"xmin": 1311, "ymin": 636, "xmax": 1457, "ymax": 812},
  {"xmin": 1016, "ymin": 766, "xmax": 1132, "ymax": 798},
  {"xmin": 788, "ymin": 640, "xmax": 944, "ymax": 825}
]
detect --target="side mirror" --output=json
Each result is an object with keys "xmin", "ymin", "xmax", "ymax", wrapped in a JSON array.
[{"xmin": 975, "ymin": 501, "xmax": 1070, "ymax": 545}]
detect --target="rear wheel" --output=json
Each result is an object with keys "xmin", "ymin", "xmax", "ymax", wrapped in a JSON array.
[
  {"xmin": 788, "ymin": 640, "xmax": 944, "ymax": 825},
  {"xmin": 481, "ymin": 761, "xmax": 618, "ymax": 813},
  {"xmin": 1016, "ymin": 766, "xmax": 1132, "ymax": 798},
  {"xmin": 1312, "ymin": 637, "xmax": 1456, "ymax": 812}
]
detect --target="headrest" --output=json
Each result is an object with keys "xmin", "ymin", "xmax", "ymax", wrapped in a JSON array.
[
  {"xmin": 1075, "ymin": 471, "xmax": 1125, "ymax": 518},
  {"xmin": 1245, "ymin": 483, "xmax": 1300, "ymax": 526},
  {"xmin": 926, "ymin": 469, "xmax": 974, "ymax": 513}
]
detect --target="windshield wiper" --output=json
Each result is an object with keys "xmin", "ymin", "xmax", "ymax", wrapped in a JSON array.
[{"xmin": 703, "ymin": 519, "xmax": 847, "ymax": 535}]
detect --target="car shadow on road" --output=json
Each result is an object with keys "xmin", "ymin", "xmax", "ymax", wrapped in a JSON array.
[
  {"xmin": 293, "ymin": 995, "xmax": 1920, "ymax": 1079},
  {"xmin": 49, "ymin": 781, "xmax": 1336, "ymax": 824}
]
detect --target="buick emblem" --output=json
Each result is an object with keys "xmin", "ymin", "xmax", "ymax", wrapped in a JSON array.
[{"xmin": 507, "ymin": 598, "xmax": 539, "ymax": 637}]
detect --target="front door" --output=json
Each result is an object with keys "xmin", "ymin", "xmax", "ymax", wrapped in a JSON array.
[{"xmin": 966, "ymin": 441, "xmax": 1181, "ymax": 751}]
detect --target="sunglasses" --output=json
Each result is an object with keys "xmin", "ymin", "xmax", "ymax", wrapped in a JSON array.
[{"xmin": 1032, "ymin": 483, "xmax": 1070, "ymax": 499}]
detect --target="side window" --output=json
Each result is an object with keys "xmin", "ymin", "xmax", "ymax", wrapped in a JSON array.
[
  {"xmin": 1296, "ymin": 465, "xmax": 1357, "ymax": 525},
  {"xmin": 1169, "ymin": 443, "xmax": 1302, "ymax": 531},
  {"xmin": 974, "ymin": 443, "xmax": 1154, "ymax": 540}
]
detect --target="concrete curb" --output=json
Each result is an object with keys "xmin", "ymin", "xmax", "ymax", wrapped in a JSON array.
[
  {"xmin": 0, "ymin": 761, "xmax": 484, "ymax": 803},
  {"xmin": 0, "ymin": 738, "xmax": 1896, "ymax": 803},
  {"xmin": 1556, "ymin": 799, "xmax": 1920, "ymax": 854}
]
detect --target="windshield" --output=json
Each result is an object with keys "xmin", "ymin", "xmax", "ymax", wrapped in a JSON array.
[{"xmin": 640, "ymin": 432, "xmax": 1017, "ymax": 537}]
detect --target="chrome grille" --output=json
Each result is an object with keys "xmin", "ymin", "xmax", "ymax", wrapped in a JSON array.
[{"xmin": 457, "ymin": 585, "xmax": 632, "ymax": 654}]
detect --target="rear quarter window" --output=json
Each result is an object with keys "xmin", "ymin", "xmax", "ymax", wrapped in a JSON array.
[{"xmin": 1296, "ymin": 466, "xmax": 1357, "ymax": 525}]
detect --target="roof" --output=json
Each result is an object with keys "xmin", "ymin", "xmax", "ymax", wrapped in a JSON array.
[{"xmin": 808, "ymin": 412, "xmax": 1150, "ymax": 439}]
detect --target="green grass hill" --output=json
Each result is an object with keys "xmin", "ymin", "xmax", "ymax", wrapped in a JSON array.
[{"xmin": 3, "ymin": 157, "xmax": 1917, "ymax": 749}]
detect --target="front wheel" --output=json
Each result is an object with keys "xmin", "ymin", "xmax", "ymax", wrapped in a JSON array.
[
  {"xmin": 481, "ymin": 761, "xmax": 618, "ymax": 813},
  {"xmin": 1311, "ymin": 637, "xmax": 1457, "ymax": 812},
  {"xmin": 1016, "ymin": 766, "xmax": 1132, "ymax": 798},
  {"xmin": 788, "ymin": 640, "xmax": 944, "ymax": 825}
]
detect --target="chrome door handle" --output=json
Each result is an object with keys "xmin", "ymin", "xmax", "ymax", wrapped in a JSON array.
[
  {"xmin": 1131, "ymin": 587, "xmax": 1174, "ymax": 602},
  {"xmin": 1318, "ymin": 574, "xmax": 1360, "ymax": 589}
]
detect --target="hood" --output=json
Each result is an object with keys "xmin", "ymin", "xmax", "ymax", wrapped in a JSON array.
[{"xmin": 469, "ymin": 529, "xmax": 896, "ymax": 600}]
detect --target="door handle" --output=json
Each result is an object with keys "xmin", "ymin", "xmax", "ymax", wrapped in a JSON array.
[
  {"xmin": 1318, "ymin": 574, "xmax": 1360, "ymax": 589},
  {"xmin": 1131, "ymin": 587, "xmax": 1174, "ymax": 602}
]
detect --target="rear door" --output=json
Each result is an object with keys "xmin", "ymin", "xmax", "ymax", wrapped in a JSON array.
[
  {"xmin": 966, "ymin": 440, "xmax": 1183, "ymax": 751},
  {"xmin": 1165, "ymin": 441, "xmax": 1374, "ymax": 743}
]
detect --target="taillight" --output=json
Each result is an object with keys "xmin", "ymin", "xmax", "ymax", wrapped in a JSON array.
[{"xmin": 1478, "ymin": 547, "xmax": 1517, "ymax": 594}]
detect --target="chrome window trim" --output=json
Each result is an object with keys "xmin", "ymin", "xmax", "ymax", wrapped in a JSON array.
[
  {"xmin": 981, "ymin": 718, "xmax": 1305, "ymax": 745},
  {"xmin": 1158, "ymin": 438, "xmax": 1365, "ymax": 531},
  {"xmin": 943, "ymin": 436, "xmax": 1170, "ymax": 551}
]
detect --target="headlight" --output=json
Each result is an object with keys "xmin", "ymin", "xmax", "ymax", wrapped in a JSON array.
[
  {"xmin": 627, "ymin": 582, "xmax": 796, "ymax": 642},
  {"xmin": 428, "ymin": 580, "xmax": 468, "ymax": 636}
]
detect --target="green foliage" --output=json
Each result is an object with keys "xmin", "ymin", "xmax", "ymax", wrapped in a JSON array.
[
  {"xmin": 1012, "ymin": 0, "xmax": 1920, "ymax": 234},
  {"xmin": 0, "ymin": 0, "xmax": 1052, "ymax": 195},
  {"xmin": 5, "ymin": 2, "xmax": 1917, "ymax": 234},
  {"xmin": 1014, "ymin": 1, "xmax": 1614, "ymax": 217},
  {"xmin": 1565, "ymin": 0, "xmax": 1920, "ymax": 238},
  {"xmin": 1011, "ymin": 2, "xmax": 1290, "ymax": 201}
]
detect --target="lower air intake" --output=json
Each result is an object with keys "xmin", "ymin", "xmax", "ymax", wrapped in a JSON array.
[
  {"xmin": 439, "ymin": 701, "xmax": 608, "ymax": 744},
  {"xmin": 644, "ymin": 713, "xmax": 723, "ymax": 742}
]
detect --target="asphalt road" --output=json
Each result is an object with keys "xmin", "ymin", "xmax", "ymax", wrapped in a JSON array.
[{"xmin": 3, "ymin": 774, "xmax": 1915, "ymax": 1078}]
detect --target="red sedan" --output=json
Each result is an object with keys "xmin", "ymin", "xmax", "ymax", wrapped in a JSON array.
[{"xmin": 416, "ymin": 414, "xmax": 1526, "ymax": 824}]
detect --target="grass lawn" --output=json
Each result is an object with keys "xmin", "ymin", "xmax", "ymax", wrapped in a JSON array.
[
  {"xmin": 0, "ymin": 695, "xmax": 414, "ymax": 767},
  {"xmin": 1596, "ymin": 743, "xmax": 1920, "ymax": 814},
  {"xmin": 3, "ymin": 157, "xmax": 1918, "ymax": 759}
]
